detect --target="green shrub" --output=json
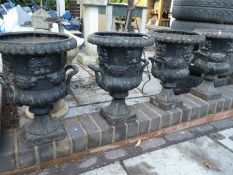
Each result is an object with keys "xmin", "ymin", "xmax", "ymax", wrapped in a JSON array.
[
  {"xmin": 13, "ymin": 0, "xmax": 70, "ymax": 11},
  {"xmin": 111, "ymin": 0, "xmax": 125, "ymax": 3}
]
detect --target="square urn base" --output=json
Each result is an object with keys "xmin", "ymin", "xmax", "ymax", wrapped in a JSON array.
[
  {"xmin": 100, "ymin": 106, "xmax": 136, "ymax": 126},
  {"xmin": 150, "ymin": 96, "xmax": 183, "ymax": 111}
]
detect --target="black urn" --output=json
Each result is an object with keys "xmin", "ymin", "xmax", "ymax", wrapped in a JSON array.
[
  {"xmin": 149, "ymin": 29, "xmax": 205, "ymax": 110},
  {"xmin": 0, "ymin": 32, "xmax": 78, "ymax": 145},
  {"xmin": 191, "ymin": 29, "xmax": 232, "ymax": 100},
  {"xmin": 88, "ymin": 32, "xmax": 154, "ymax": 125}
]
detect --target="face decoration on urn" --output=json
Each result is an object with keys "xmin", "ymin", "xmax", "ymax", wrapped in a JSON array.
[
  {"xmin": 0, "ymin": 32, "xmax": 78, "ymax": 146},
  {"xmin": 191, "ymin": 29, "xmax": 232, "ymax": 100},
  {"xmin": 149, "ymin": 29, "xmax": 205, "ymax": 111},
  {"xmin": 88, "ymin": 32, "xmax": 154, "ymax": 125}
]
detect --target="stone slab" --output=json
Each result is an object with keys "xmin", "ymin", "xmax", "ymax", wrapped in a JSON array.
[
  {"xmin": 164, "ymin": 129, "xmax": 193, "ymax": 143},
  {"xmin": 71, "ymin": 64, "xmax": 92, "ymax": 81},
  {"xmin": 217, "ymin": 128, "xmax": 233, "ymax": 152},
  {"xmin": 137, "ymin": 73, "xmax": 162, "ymax": 96},
  {"xmin": 210, "ymin": 119, "xmax": 233, "ymax": 130},
  {"xmin": 65, "ymin": 95, "xmax": 78, "ymax": 108},
  {"xmin": 72, "ymin": 82, "xmax": 144, "ymax": 106},
  {"xmin": 123, "ymin": 136, "xmax": 233, "ymax": 175},
  {"xmin": 139, "ymin": 137, "xmax": 167, "ymax": 152},
  {"xmin": 104, "ymin": 148, "xmax": 127, "ymax": 160},
  {"xmin": 78, "ymin": 157, "xmax": 98, "ymax": 170},
  {"xmin": 209, "ymin": 133, "xmax": 226, "ymax": 141},
  {"xmin": 65, "ymin": 96, "xmax": 150, "ymax": 117},
  {"xmin": 81, "ymin": 163, "xmax": 127, "ymax": 175},
  {"xmin": 71, "ymin": 77, "xmax": 111, "ymax": 105},
  {"xmin": 77, "ymin": 51, "xmax": 98, "ymax": 66},
  {"xmin": 189, "ymin": 124, "xmax": 214, "ymax": 135}
]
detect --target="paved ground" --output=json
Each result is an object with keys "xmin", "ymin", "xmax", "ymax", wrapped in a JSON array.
[
  {"xmin": 80, "ymin": 128, "xmax": 233, "ymax": 175},
  {"xmin": 124, "ymin": 136, "xmax": 233, "ymax": 175},
  {"xmin": 29, "ymin": 119, "xmax": 233, "ymax": 175}
]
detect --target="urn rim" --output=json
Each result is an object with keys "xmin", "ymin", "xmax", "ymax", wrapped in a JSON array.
[
  {"xmin": 0, "ymin": 32, "xmax": 77, "ymax": 55},
  {"xmin": 88, "ymin": 32, "xmax": 155, "ymax": 47},
  {"xmin": 150, "ymin": 29, "xmax": 205, "ymax": 44},
  {"xmin": 194, "ymin": 29, "xmax": 233, "ymax": 39}
]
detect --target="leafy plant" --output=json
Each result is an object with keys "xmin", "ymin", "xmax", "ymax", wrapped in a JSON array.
[
  {"xmin": 34, "ymin": 0, "xmax": 70, "ymax": 11},
  {"xmin": 9, "ymin": 0, "xmax": 70, "ymax": 11},
  {"xmin": 111, "ymin": 0, "xmax": 125, "ymax": 3}
]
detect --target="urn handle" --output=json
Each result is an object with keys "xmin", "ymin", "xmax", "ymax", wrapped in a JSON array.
[
  {"xmin": 140, "ymin": 59, "xmax": 149, "ymax": 75},
  {"xmin": 148, "ymin": 57, "xmax": 155, "ymax": 65},
  {"xmin": 0, "ymin": 73, "xmax": 10, "ymax": 88},
  {"xmin": 65, "ymin": 64, "xmax": 79, "ymax": 92},
  {"xmin": 88, "ymin": 64, "xmax": 103, "ymax": 75},
  {"xmin": 0, "ymin": 73, "xmax": 15, "ymax": 101},
  {"xmin": 88, "ymin": 64, "xmax": 109, "ymax": 91}
]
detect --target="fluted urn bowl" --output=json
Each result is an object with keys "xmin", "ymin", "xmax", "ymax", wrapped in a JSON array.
[
  {"xmin": 149, "ymin": 29, "xmax": 205, "ymax": 110},
  {"xmin": 88, "ymin": 32, "xmax": 154, "ymax": 125},
  {"xmin": 191, "ymin": 29, "xmax": 232, "ymax": 100},
  {"xmin": 0, "ymin": 32, "xmax": 78, "ymax": 145}
]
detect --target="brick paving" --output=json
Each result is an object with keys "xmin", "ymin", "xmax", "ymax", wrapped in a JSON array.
[
  {"xmin": 123, "ymin": 136, "xmax": 233, "ymax": 175},
  {"xmin": 27, "ymin": 120, "xmax": 233, "ymax": 175},
  {"xmin": 2, "ymin": 90, "xmax": 233, "ymax": 174},
  {"xmin": 2, "ymin": 85, "xmax": 233, "ymax": 174}
]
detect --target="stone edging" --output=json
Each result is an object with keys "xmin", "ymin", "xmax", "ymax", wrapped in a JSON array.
[
  {"xmin": 17, "ymin": 118, "xmax": 233, "ymax": 175},
  {"xmin": 1, "ymin": 85, "xmax": 233, "ymax": 174},
  {"xmin": 5, "ymin": 115, "xmax": 233, "ymax": 175}
]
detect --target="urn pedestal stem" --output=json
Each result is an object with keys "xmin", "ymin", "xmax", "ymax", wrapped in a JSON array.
[
  {"xmin": 190, "ymin": 29, "xmax": 232, "ymax": 101},
  {"xmin": 150, "ymin": 82, "xmax": 182, "ymax": 110},
  {"xmin": 88, "ymin": 32, "xmax": 154, "ymax": 125},
  {"xmin": 100, "ymin": 97, "xmax": 136, "ymax": 125},
  {"xmin": 191, "ymin": 75, "xmax": 221, "ymax": 100},
  {"xmin": 0, "ymin": 32, "xmax": 78, "ymax": 146},
  {"xmin": 26, "ymin": 106, "xmax": 66, "ymax": 145},
  {"xmin": 149, "ymin": 29, "xmax": 205, "ymax": 111}
]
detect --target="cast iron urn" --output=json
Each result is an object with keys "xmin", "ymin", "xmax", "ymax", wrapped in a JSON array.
[
  {"xmin": 191, "ymin": 29, "xmax": 232, "ymax": 100},
  {"xmin": 0, "ymin": 32, "xmax": 78, "ymax": 145},
  {"xmin": 149, "ymin": 29, "xmax": 205, "ymax": 110},
  {"xmin": 88, "ymin": 32, "xmax": 154, "ymax": 125}
]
